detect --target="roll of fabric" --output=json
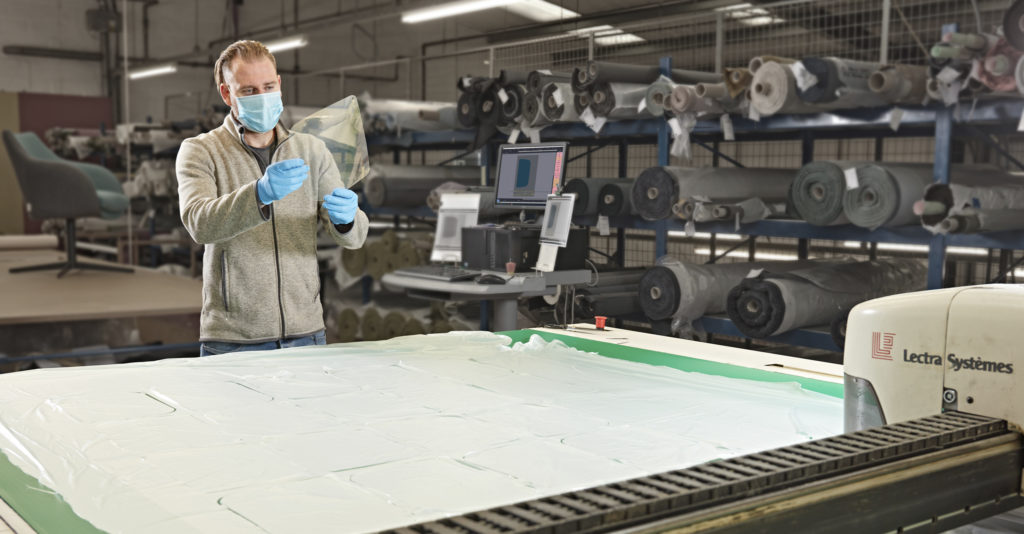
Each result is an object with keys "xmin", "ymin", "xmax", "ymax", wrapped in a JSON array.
[
  {"xmin": 564, "ymin": 178, "xmax": 628, "ymax": 216},
  {"xmin": 497, "ymin": 84, "xmax": 527, "ymax": 126},
  {"xmin": 638, "ymin": 260, "xmax": 815, "ymax": 323},
  {"xmin": 541, "ymin": 82, "xmax": 579, "ymax": 123},
  {"xmin": 335, "ymin": 308, "xmax": 360, "ymax": 342},
  {"xmin": 748, "ymin": 55, "xmax": 797, "ymax": 73},
  {"xmin": 679, "ymin": 198, "xmax": 787, "ymax": 224},
  {"xmin": 426, "ymin": 181, "xmax": 472, "ymax": 212},
  {"xmin": 842, "ymin": 163, "xmax": 936, "ymax": 229},
  {"xmin": 0, "ymin": 234, "xmax": 59, "ymax": 250},
  {"xmin": 400, "ymin": 318, "xmax": 428, "ymax": 337},
  {"xmin": 937, "ymin": 208, "xmax": 1024, "ymax": 233},
  {"xmin": 632, "ymin": 166, "xmax": 796, "ymax": 221},
  {"xmin": 724, "ymin": 67, "xmax": 753, "ymax": 98},
  {"xmin": 790, "ymin": 161, "xmax": 855, "ymax": 226},
  {"xmin": 693, "ymin": 82, "xmax": 743, "ymax": 112},
  {"xmin": 571, "ymin": 267, "xmax": 646, "ymax": 319},
  {"xmin": 796, "ymin": 57, "xmax": 887, "ymax": 108},
  {"xmin": 573, "ymin": 91, "xmax": 591, "ymax": 116},
  {"xmin": 364, "ymin": 165, "xmax": 481, "ymax": 208},
  {"xmin": 830, "ymin": 310, "xmax": 850, "ymax": 350},
  {"xmin": 361, "ymin": 307, "xmax": 384, "ymax": 341},
  {"xmin": 360, "ymin": 96, "xmax": 458, "ymax": 134},
  {"xmin": 597, "ymin": 179, "xmax": 636, "ymax": 216},
  {"xmin": 498, "ymin": 70, "xmax": 529, "ymax": 86},
  {"xmin": 644, "ymin": 77, "xmax": 678, "ymax": 116},
  {"xmin": 749, "ymin": 61, "xmax": 820, "ymax": 116},
  {"xmin": 457, "ymin": 91, "xmax": 481, "ymax": 128},
  {"xmin": 1005, "ymin": 0, "xmax": 1024, "ymax": 51},
  {"xmin": 382, "ymin": 311, "xmax": 409, "ymax": 339},
  {"xmin": 726, "ymin": 259, "xmax": 927, "ymax": 339},
  {"xmin": 670, "ymin": 84, "xmax": 724, "ymax": 115},
  {"xmin": 917, "ymin": 170, "xmax": 1024, "ymax": 232},
  {"xmin": 580, "ymin": 61, "xmax": 722, "ymax": 87},
  {"xmin": 868, "ymin": 64, "xmax": 930, "ymax": 105},
  {"xmin": 527, "ymin": 69, "xmax": 572, "ymax": 93},
  {"xmin": 521, "ymin": 89, "xmax": 548, "ymax": 128},
  {"xmin": 589, "ymin": 81, "xmax": 651, "ymax": 119},
  {"xmin": 456, "ymin": 76, "xmax": 488, "ymax": 92}
]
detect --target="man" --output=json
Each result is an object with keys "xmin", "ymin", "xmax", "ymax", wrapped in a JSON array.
[{"xmin": 177, "ymin": 40, "xmax": 367, "ymax": 356}]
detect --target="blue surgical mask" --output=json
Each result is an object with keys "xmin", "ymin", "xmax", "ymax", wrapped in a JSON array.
[{"xmin": 234, "ymin": 91, "xmax": 283, "ymax": 133}]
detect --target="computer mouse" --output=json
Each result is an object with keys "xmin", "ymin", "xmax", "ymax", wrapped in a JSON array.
[{"xmin": 475, "ymin": 274, "xmax": 508, "ymax": 285}]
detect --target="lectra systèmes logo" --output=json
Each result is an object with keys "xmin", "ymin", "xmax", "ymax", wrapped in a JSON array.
[{"xmin": 869, "ymin": 332, "xmax": 1014, "ymax": 374}]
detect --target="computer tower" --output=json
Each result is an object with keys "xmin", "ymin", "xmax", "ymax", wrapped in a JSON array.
[{"xmin": 461, "ymin": 225, "xmax": 589, "ymax": 272}]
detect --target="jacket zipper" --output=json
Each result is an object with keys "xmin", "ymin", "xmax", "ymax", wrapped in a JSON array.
[{"xmin": 238, "ymin": 124, "xmax": 293, "ymax": 340}]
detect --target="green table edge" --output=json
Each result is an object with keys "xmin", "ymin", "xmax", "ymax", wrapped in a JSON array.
[
  {"xmin": 503, "ymin": 329, "xmax": 844, "ymax": 399},
  {"xmin": 0, "ymin": 447, "xmax": 105, "ymax": 534}
]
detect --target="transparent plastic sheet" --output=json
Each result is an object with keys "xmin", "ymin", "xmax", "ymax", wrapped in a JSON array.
[
  {"xmin": 0, "ymin": 332, "xmax": 842, "ymax": 534},
  {"xmin": 290, "ymin": 95, "xmax": 370, "ymax": 188}
]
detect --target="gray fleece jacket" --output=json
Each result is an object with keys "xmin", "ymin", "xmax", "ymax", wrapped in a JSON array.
[{"xmin": 177, "ymin": 114, "xmax": 368, "ymax": 342}]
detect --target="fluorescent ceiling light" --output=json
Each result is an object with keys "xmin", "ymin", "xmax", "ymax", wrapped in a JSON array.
[
  {"xmin": 565, "ymin": 24, "xmax": 646, "ymax": 46},
  {"xmin": 669, "ymin": 231, "xmax": 745, "ymax": 241},
  {"xmin": 264, "ymin": 35, "xmax": 308, "ymax": 53},
  {"xmin": 505, "ymin": 0, "xmax": 578, "ymax": 21},
  {"xmin": 715, "ymin": 3, "xmax": 783, "ymax": 27},
  {"xmin": 695, "ymin": 248, "xmax": 798, "ymax": 261},
  {"xmin": 402, "ymin": 0, "xmax": 520, "ymax": 23},
  {"xmin": 128, "ymin": 63, "xmax": 177, "ymax": 80},
  {"xmin": 841, "ymin": 242, "xmax": 989, "ymax": 257}
]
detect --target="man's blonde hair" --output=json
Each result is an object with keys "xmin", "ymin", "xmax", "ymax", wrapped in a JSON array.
[{"xmin": 214, "ymin": 40, "xmax": 277, "ymax": 86}]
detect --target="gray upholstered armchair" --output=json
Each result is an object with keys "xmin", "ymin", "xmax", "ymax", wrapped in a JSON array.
[{"xmin": 2, "ymin": 130, "xmax": 133, "ymax": 277}]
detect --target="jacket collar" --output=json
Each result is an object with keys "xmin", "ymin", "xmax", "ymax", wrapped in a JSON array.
[{"xmin": 223, "ymin": 113, "xmax": 293, "ymax": 147}]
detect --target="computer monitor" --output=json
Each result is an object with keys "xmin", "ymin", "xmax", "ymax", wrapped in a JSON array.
[{"xmin": 493, "ymin": 142, "xmax": 567, "ymax": 209}]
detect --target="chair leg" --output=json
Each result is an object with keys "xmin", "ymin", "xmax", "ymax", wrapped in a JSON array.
[{"xmin": 9, "ymin": 218, "xmax": 134, "ymax": 277}]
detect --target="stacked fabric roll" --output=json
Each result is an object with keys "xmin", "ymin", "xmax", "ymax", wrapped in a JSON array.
[
  {"xmin": 566, "ymin": 268, "xmax": 647, "ymax": 320},
  {"xmin": 926, "ymin": 32, "xmax": 1022, "ymax": 103},
  {"xmin": 363, "ymin": 164, "xmax": 480, "ymax": 208},
  {"xmin": 726, "ymin": 259, "xmax": 927, "ymax": 339},
  {"xmin": 360, "ymin": 94, "xmax": 458, "ymax": 134},
  {"xmin": 637, "ymin": 259, "xmax": 816, "ymax": 328},
  {"xmin": 562, "ymin": 178, "xmax": 632, "ymax": 217},
  {"xmin": 915, "ymin": 170, "xmax": 1024, "ymax": 234},
  {"xmin": 632, "ymin": 166, "xmax": 795, "ymax": 221},
  {"xmin": 362, "ymin": 230, "xmax": 429, "ymax": 281},
  {"xmin": 456, "ymin": 72, "xmax": 528, "ymax": 150}
]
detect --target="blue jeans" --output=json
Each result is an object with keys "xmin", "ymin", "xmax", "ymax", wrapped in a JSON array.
[{"xmin": 200, "ymin": 330, "xmax": 326, "ymax": 356}]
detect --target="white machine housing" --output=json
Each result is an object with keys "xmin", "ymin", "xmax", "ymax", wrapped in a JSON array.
[{"xmin": 844, "ymin": 284, "xmax": 1024, "ymax": 432}]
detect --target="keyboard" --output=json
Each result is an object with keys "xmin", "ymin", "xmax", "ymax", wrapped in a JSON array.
[{"xmin": 394, "ymin": 264, "xmax": 480, "ymax": 282}]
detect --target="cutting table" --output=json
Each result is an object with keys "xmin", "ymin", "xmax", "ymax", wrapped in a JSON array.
[{"xmin": 0, "ymin": 326, "xmax": 843, "ymax": 534}]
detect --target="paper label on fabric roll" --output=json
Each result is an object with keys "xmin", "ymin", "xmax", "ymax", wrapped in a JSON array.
[
  {"xmin": 462, "ymin": 77, "xmax": 472, "ymax": 88},
  {"xmin": 746, "ymin": 268, "xmax": 764, "ymax": 278},
  {"xmin": 671, "ymin": 132, "xmax": 691, "ymax": 160},
  {"xmin": 684, "ymin": 219, "xmax": 696, "ymax": 236},
  {"xmin": 538, "ymin": 69, "xmax": 552, "ymax": 75},
  {"xmin": 597, "ymin": 215, "xmax": 610, "ymax": 236},
  {"xmin": 843, "ymin": 167, "xmax": 860, "ymax": 190},
  {"xmin": 637, "ymin": 97, "xmax": 647, "ymax": 113},
  {"xmin": 889, "ymin": 108, "xmax": 904, "ymax": 132},
  {"xmin": 720, "ymin": 115, "xmax": 735, "ymax": 141},
  {"xmin": 748, "ymin": 106, "xmax": 761, "ymax": 122},
  {"xmin": 580, "ymin": 107, "xmax": 606, "ymax": 133},
  {"xmin": 508, "ymin": 128, "xmax": 521, "ymax": 144},
  {"xmin": 667, "ymin": 117, "xmax": 683, "ymax": 137},
  {"xmin": 497, "ymin": 88, "xmax": 509, "ymax": 104},
  {"xmin": 527, "ymin": 127, "xmax": 541, "ymax": 144},
  {"xmin": 1017, "ymin": 109, "xmax": 1024, "ymax": 132},
  {"xmin": 936, "ymin": 66, "xmax": 960, "ymax": 85},
  {"xmin": 552, "ymin": 89, "xmax": 564, "ymax": 106},
  {"xmin": 790, "ymin": 61, "xmax": 819, "ymax": 92}
]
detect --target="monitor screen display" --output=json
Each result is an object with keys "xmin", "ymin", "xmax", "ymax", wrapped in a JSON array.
[{"xmin": 493, "ymin": 143, "xmax": 567, "ymax": 209}]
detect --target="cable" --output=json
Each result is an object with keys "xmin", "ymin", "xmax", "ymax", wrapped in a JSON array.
[
  {"xmin": 893, "ymin": 0, "xmax": 930, "ymax": 58},
  {"xmin": 584, "ymin": 258, "xmax": 599, "ymax": 287}
]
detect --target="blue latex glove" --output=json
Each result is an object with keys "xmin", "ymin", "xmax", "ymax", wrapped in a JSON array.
[
  {"xmin": 323, "ymin": 187, "xmax": 359, "ymax": 225},
  {"xmin": 256, "ymin": 158, "xmax": 309, "ymax": 204}
]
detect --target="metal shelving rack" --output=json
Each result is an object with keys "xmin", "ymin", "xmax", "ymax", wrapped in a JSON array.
[{"xmin": 363, "ymin": 57, "xmax": 1024, "ymax": 351}]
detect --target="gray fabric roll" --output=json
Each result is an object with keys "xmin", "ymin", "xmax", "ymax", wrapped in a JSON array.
[
  {"xmin": 521, "ymin": 89, "xmax": 548, "ymax": 128},
  {"xmin": 790, "ymin": 161, "xmax": 856, "ymax": 226},
  {"xmin": 682, "ymin": 198, "xmax": 788, "ymax": 223},
  {"xmin": 527, "ymin": 69, "xmax": 572, "ymax": 93},
  {"xmin": 797, "ymin": 56, "xmax": 887, "ymax": 108},
  {"xmin": 750, "ymin": 61, "xmax": 822, "ymax": 116},
  {"xmin": 541, "ymin": 82, "xmax": 579, "ymax": 123},
  {"xmin": 577, "ymin": 61, "xmax": 721, "ymax": 89},
  {"xmin": 638, "ymin": 260, "xmax": 816, "ymax": 323},
  {"xmin": 919, "ymin": 170, "xmax": 1024, "ymax": 231},
  {"xmin": 670, "ymin": 84, "xmax": 724, "ymax": 115},
  {"xmin": 644, "ymin": 78, "xmax": 677, "ymax": 116},
  {"xmin": 563, "ymin": 178, "xmax": 626, "ymax": 216},
  {"xmin": 573, "ymin": 91, "xmax": 591, "ymax": 116},
  {"xmin": 364, "ymin": 165, "xmax": 481, "ymax": 208},
  {"xmin": 842, "ymin": 163, "xmax": 935, "ymax": 229},
  {"xmin": 633, "ymin": 166, "xmax": 796, "ymax": 221},
  {"xmin": 938, "ymin": 208, "xmax": 1024, "ymax": 233},
  {"xmin": 497, "ymin": 84, "xmax": 527, "ymax": 126},
  {"xmin": 869, "ymin": 64, "xmax": 930, "ymax": 105},
  {"xmin": 726, "ymin": 259, "xmax": 927, "ymax": 339},
  {"xmin": 597, "ymin": 179, "xmax": 637, "ymax": 216},
  {"xmin": 571, "ymin": 267, "xmax": 646, "ymax": 319},
  {"xmin": 361, "ymin": 96, "xmax": 458, "ymax": 134},
  {"xmin": 590, "ymin": 81, "xmax": 652, "ymax": 119}
]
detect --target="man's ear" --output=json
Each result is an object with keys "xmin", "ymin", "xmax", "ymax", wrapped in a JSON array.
[
  {"xmin": 219, "ymin": 83, "xmax": 232, "ymax": 107},
  {"xmin": 277, "ymin": 74, "xmax": 282, "ymax": 89}
]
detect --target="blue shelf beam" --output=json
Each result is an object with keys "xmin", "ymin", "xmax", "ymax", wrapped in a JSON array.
[{"xmin": 698, "ymin": 316, "xmax": 841, "ymax": 353}]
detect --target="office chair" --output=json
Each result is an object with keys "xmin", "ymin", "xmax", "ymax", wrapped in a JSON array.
[{"xmin": 2, "ymin": 130, "xmax": 133, "ymax": 277}]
